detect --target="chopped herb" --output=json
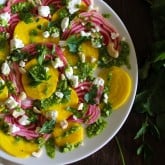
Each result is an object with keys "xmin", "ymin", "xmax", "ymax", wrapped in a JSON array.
[
  {"xmin": 59, "ymin": 142, "xmax": 81, "ymax": 153},
  {"xmin": 98, "ymin": 41, "xmax": 130, "ymax": 68},
  {"xmin": 10, "ymin": 49, "xmax": 28, "ymax": 62},
  {"xmin": 58, "ymin": 8, "xmax": 69, "ymax": 20},
  {"xmin": 39, "ymin": 120, "xmax": 55, "ymax": 134},
  {"xmin": 36, "ymin": 45, "xmax": 48, "ymax": 65},
  {"xmin": 45, "ymin": 137, "xmax": 55, "ymax": 158},
  {"xmin": 5, "ymin": 81, "xmax": 16, "ymax": 94},
  {"xmin": 0, "ymin": 33, "xmax": 7, "ymax": 49},
  {"xmin": 26, "ymin": 109, "xmax": 38, "ymax": 123},
  {"xmin": 66, "ymin": 35, "xmax": 86, "ymax": 53},
  {"xmin": 102, "ymin": 13, "xmax": 111, "ymax": 18},
  {"xmin": 29, "ymin": 29, "xmax": 38, "ymax": 36},
  {"xmin": 77, "ymin": 62, "xmax": 95, "ymax": 81},
  {"xmin": 101, "ymin": 102, "xmax": 112, "ymax": 117},
  {"xmin": 28, "ymin": 64, "xmax": 51, "ymax": 86},
  {"xmin": 11, "ymin": 2, "xmax": 34, "ymax": 23},
  {"xmin": 62, "ymin": 126, "xmax": 80, "ymax": 137},
  {"xmin": 86, "ymin": 118, "xmax": 106, "ymax": 137},
  {"xmin": 0, "ymin": 81, "xmax": 5, "ymax": 93}
]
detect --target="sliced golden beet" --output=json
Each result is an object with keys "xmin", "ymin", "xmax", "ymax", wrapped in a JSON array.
[
  {"xmin": 0, "ymin": 42, "xmax": 9, "ymax": 61},
  {"xmin": 46, "ymin": 89, "xmax": 79, "ymax": 122},
  {"xmin": 22, "ymin": 59, "xmax": 59, "ymax": 100},
  {"xmin": 80, "ymin": 41, "xmax": 99, "ymax": 62},
  {"xmin": 108, "ymin": 67, "xmax": 132, "ymax": 110},
  {"xmin": 63, "ymin": 49, "xmax": 78, "ymax": 66},
  {"xmin": 0, "ymin": 77, "xmax": 8, "ymax": 102},
  {"xmin": 14, "ymin": 17, "xmax": 59, "ymax": 45},
  {"xmin": 0, "ymin": 131, "xmax": 38, "ymax": 158},
  {"xmin": 53, "ymin": 122, "xmax": 84, "ymax": 147}
]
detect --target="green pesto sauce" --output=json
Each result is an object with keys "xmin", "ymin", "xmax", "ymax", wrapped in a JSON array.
[
  {"xmin": 86, "ymin": 118, "xmax": 107, "ymax": 137},
  {"xmin": 98, "ymin": 41, "xmax": 131, "ymax": 69}
]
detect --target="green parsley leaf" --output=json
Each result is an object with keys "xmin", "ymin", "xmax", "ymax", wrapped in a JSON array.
[
  {"xmin": 39, "ymin": 120, "xmax": 55, "ymax": 134},
  {"xmin": 84, "ymin": 85, "xmax": 97, "ymax": 104},
  {"xmin": 66, "ymin": 35, "xmax": 86, "ymax": 53}
]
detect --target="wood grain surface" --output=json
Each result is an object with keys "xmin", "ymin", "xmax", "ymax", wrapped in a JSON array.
[{"xmin": 70, "ymin": 1, "xmax": 165, "ymax": 165}]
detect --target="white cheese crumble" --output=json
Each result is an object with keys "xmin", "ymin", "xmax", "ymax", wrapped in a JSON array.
[
  {"xmin": 19, "ymin": 60, "xmax": 26, "ymax": 67},
  {"xmin": 1, "ymin": 61, "xmax": 10, "ymax": 75},
  {"xmin": 58, "ymin": 40, "xmax": 67, "ymax": 47},
  {"xmin": 9, "ymin": 124, "xmax": 20, "ymax": 133},
  {"xmin": 0, "ymin": 12, "xmax": 10, "ymax": 26},
  {"xmin": 93, "ymin": 77, "xmax": 104, "ymax": 87},
  {"xmin": 61, "ymin": 17, "xmax": 69, "ymax": 32},
  {"xmin": 46, "ymin": 111, "xmax": 58, "ymax": 120},
  {"xmin": 38, "ymin": 6, "xmax": 50, "ymax": 17},
  {"xmin": 67, "ymin": 0, "xmax": 81, "ymax": 14},
  {"xmin": 12, "ymin": 109, "xmax": 25, "ymax": 118},
  {"xmin": 60, "ymin": 120, "xmax": 68, "ymax": 129},
  {"xmin": 10, "ymin": 38, "xmax": 24, "ymax": 50},
  {"xmin": 91, "ymin": 57, "xmax": 97, "ymax": 63},
  {"xmin": 51, "ymin": 57, "xmax": 64, "ymax": 68},
  {"xmin": 78, "ymin": 103, "xmax": 84, "ymax": 110},
  {"xmin": 5, "ymin": 96, "xmax": 18, "ymax": 109},
  {"xmin": 51, "ymin": 32, "xmax": 60, "ymax": 38},
  {"xmin": 103, "ymin": 93, "xmax": 109, "ymax": 103},
  {"xmin": 55, "ymin": 91, "xmax": 64, "ymax": 99},
  {"xmin": 80, "ymin": 31, "xmax": 91, "ymax": 37},
  {"xmin": 42, "ymin": 31, "xmax": 50, "ymax": 38},
  {"xmin": 32, "ymin": 149, "xmax": 43, "ymax": 158},
  {"xmin": 70, "ymin": 75, "xmax": 79, "ymax": 88},
  {"xmin": 18, "ymin": 115, "xmax": 30, "ymax": 126},
  {"xmin": 0, "ymin": 0, "xmax": 7, "ymax": 5},
  {"xmin": 18, "ymin": 91, "xmax": 27, "ymax": 101},
  {"xmin": 79, "ymin": 52, "xmax": 86, "ymax": 63},
  {"xmin": 65, "ymin": 66, "xmax": 73, "ymax": 79},
  {"xmin": 111, "ymin": 32, "xmax": 119, "ymax": 40}
]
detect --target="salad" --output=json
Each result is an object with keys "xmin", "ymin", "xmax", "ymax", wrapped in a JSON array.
[{"xmin": 0, "ymin": 0, "xmax": 132, "ymax": 159}]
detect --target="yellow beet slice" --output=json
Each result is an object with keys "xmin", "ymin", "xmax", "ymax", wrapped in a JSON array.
[
  {"xmin": 63, "ymin": 49, "xmax": 78, "ymax": 66},
  {"xmin": 53, "ymin": 122, "xmax": 84, "ymax": 147},
  {"xmin": 0, "ymin": 77, "xmax": 8, "ymax": 101},
  {"xmin": 80, "ymin": 41, "xmax": 99, "ymax": 62},
  {"xmin": 0, "ymin": 42, "xmax": 9, "ymax": 61},
  {"xmin": 0, "ymin": 131, "xmax": 38, "ymax": 158},
  {"xmin": 14, "ymin": 17, "xmax": 59, "ymax": 45},
  {"xmin": 108, "ymin": 67, "xmax": 132, "ymax": 110},
  {"xmin": 22, "ymin": 59, "xmax": 59, "ymax": 100},
  {"xmin": 46, "ymin": 89, "xmax": 79, "ymax": 122}
]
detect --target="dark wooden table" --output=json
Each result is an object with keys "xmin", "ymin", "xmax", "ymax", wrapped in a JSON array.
[{"xmin": 71, "ymin": 0, "xmax": 165, "ymax": 165}]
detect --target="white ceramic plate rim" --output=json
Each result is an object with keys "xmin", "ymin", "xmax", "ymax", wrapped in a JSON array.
[{"xmin": 0, "ymin": 0, "xmax": 138, "ymax": 164}]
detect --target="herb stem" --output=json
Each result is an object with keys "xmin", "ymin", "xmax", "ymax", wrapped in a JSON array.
[{"xmin": 115, "ymin": 136, "xmax": 126, "ymax": 165}]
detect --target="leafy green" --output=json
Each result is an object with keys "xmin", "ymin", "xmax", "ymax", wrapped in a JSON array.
[
  {"xmin": 84, "ymin": 85, "xmax": 97, "ymax": 104},
  {"xmin": 39, "ymin": 120, "xmax": 55, "ymax": 134},
  {"xmin": 45, "ymin": 138, "xmax": 56, "ymax": 158},
  {"xmin": 10, "ymin": 49, "xmax": 28, "ymax": 62},
  {"xmin": 66, "ymin": 35, "xmax": 86, "ymax": 53}
]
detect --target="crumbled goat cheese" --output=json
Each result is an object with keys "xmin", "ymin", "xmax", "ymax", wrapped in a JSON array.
[
  {"xmin": 9, "ymin": 124, "xmax": 20, "ymax": 133},
  {"xmin": 65, "ymin": 66, "xmax": 73, "ymax": 79},
  {"xmin": 67, "ymin": 0, "xmax": 81, "ymax": 14},
  {"xmin": 70, "ymin": 75, "xmax": 79, "ymax": 88},
  {"xmin": 12, "ymin": 109, "xmax": 25, "ymax": 118},
  {"xmin": 0, "ymin": 12, "xmax": 10, "ymax": 26},
  {"xmin": 38, "ymin": 6, "xmax": 50, "ymax": 17},
  {"xmin": 32, "ymin": 149, "xmax": 43, "ymax": 158},
  {"xmin": 5, "ymin": 96, "xmax": 18, "ymax": 109},
  {"xmin": 55, "ymin": 91, "xmax": 64, "ymax": 99},
  {"xmin": 51, "ymin": 57, "xmax": 64, "ymax": 68},
  {"xmin": 10, "ymin": 38, "xmax": 24, "ymax": 50},
  {"xmin": 42, "ymin": 31, "xmax": 50, "ymax": 38},
  {"xmin": 93, "ymin": 77, "xmax": 104, "ymax": 86},
  {"xmin": 18, "ymin": 91, "xmax": 27, "ymax": 101},
  {"xmin": 45, "ymin": 111, "xmax": 58, "ymax": 120},
  {"xmin": 60, "ymin": 120, "xmax": 68, "ymax": 129},
  {"xmin": 78, "ymin": 103, "xmax": 84, "ymax": 110},
  {"xmin": 18, "ymin": 115, "xmax": 30, "ymax": 125},
  {"xmin": 61, "ymin": 17, "xmax": 69, "ymax": 32},
  {"xmin": 1, "ymin": 61, "xmax": 10, "ymax": 75}
]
